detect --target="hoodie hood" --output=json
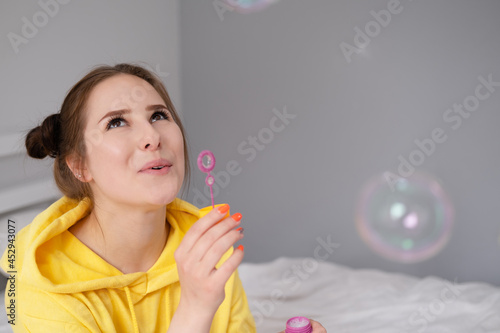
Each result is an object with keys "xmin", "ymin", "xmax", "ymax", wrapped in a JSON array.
[{"xmin": 1, "ymin": 196, "xmax": 200, "ymax": 299}]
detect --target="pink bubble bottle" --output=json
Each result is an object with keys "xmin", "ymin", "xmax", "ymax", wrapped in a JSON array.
[{"xmin": 286, "ymin": 317, "xmax": 312, "ymax": 333}]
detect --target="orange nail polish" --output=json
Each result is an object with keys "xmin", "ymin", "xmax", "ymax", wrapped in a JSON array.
[
  {"xmin": 236, "ymin": 227, "xmax": 244, "ymax": 233},
  {"xmin": 237, "ymin": 244, "xmax": 244, "ymax": 251},
  {"xmin": 217, "ymin": 204, "xmax": 230, "ymax": 214},
  {"xmin": 232, "ymin": 213, "xmax": 242, "ymax": 222}
]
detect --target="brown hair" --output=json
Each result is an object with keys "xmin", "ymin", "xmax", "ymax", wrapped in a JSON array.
[{"xmin": 25, "ymin": 63, "xmax": 190, "ymax": 202}]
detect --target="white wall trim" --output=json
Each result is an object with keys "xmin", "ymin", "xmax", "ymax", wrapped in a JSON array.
[
  {"xmin": 0, "ymin": 133, "xmax": 60, "ymax": 215},
  {"xmin": 0, "ymin": 133, "xmax": 24, "ymax": 159},
  {"xmin": 0, "ymin": 179, "xmax": 60, "ymax": 216}
]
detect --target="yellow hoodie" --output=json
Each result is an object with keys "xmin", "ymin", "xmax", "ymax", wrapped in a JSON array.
[{"xmin": 1, "ymin": 196, "xmax": 256, "ymax": 332}]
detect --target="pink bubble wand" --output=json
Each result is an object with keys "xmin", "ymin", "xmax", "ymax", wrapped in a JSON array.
[{"xmin": 197, "ymin": 150, "xmax": 216, "ymax": 208}]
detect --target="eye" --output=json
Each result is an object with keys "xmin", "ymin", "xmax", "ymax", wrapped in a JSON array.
[
  {"xmin": 106, "ymin": 115, "xmax": 127, "ymax": 130},
  {"xmin": 151, "ymin": 110, "xmax": 170, "ymax": 123}
]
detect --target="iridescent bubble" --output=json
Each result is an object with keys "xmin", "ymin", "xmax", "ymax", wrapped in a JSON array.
[
  {"xmin": 356, "ymin": 172, "xmax": 454, "ymax": 263},
  {"xmin": 224, "ymin": 0, "xmax": 279, "ymax": 14}
]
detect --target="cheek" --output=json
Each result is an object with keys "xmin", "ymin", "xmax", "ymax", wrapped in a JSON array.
[
  {"xmin": 85, "ymin": 135, "xmax": 130, "ymax": 176},
  {"xmin": 171, "ymin": 127, "xmax": 185, "ymax": 164},
  {"xmin": 161, "ymin": 124, "xmax": 185, "ymax": 180}
]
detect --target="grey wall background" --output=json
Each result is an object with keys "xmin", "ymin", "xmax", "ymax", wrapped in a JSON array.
[
  {"xmin": 180, "ymin": 0, "xmax": 500, "ymax": 286},
  {"xmin": 0, "ymin": 0, "xmax": 499, "ymax": 286}
]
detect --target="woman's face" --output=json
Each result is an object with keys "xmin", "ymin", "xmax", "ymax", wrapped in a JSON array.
[{"xmin": 81, "ymin": 74, "xmax": 185, "ymax": 209}]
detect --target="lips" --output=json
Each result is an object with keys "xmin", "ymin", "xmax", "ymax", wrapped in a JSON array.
[{"xmin": 139, "ymin": 159, "xmax": 173, "ymax": 172}]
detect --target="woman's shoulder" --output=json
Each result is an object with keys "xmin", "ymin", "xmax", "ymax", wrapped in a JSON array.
[{"xmin": 0, "ymin": 196, "xmax": 90, "ymax": 275}]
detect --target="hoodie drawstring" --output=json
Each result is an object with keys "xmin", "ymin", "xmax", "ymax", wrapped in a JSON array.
[{"xmin": 125, "ymin": 286, "xmax": 140, "ymax": 333}]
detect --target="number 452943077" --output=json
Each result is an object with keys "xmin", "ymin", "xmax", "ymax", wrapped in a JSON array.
[{"xmin": 7, "ymin": 219, "xmax": 16, "ymax": 270}]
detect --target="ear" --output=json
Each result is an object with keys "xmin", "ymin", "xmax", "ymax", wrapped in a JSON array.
[{"xmin": 66, "ymin": 153, "xmax": 92, "ymax": 182}]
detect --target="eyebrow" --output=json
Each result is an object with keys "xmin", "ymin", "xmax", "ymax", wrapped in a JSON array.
[{"xmin": 98, "ymin": 104, "xmax": 169, "ymax": 124}]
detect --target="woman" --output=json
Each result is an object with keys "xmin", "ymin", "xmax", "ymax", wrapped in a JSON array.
[{"xmin": 1, "ymin": 64, "xmax": 326, "ymax": 332}]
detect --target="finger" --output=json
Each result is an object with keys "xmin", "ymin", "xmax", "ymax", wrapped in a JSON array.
[
  {"xmin": 199, "ymin": 226, "xmax": 244, "ymax": 272},
  {"xmin": 212, "ymin": 242, "xmax": 245, "ymax": 284},
  {"xmin": 310, "ymin": 319, "xmax": 327, "ymax": 332},
  {"xmin": 190, "ymin": 213, "xmax": 242, "ymax": 263},
  {"xmin": 178, "ymin": 204, "xmax": 230, "ymax": 253}
]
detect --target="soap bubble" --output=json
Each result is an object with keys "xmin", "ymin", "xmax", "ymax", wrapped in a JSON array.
[
  {"xmin": 356, "ymin": 172, "xmax": 454, "ymax": 263},
  {"xmin": 224, "ymin": 0, "xmax": 279, "ymax": 14}
]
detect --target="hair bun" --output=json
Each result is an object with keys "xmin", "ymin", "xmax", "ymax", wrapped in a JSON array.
[{"xmin": 26, "ymin": 113, "xmax": 61, "ymax": 159}]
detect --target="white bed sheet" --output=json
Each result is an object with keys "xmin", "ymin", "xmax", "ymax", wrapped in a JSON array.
[{"xmin": 239, "ymin": 257, "xmax": 500, "ymax": 333}]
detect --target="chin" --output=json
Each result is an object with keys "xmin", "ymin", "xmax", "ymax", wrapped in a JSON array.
[{"xmin": 146, "ymin": 190, "xmax": 179, "ymax": 207}]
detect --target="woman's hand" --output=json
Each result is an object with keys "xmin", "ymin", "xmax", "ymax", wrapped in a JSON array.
[
  {"xmin": 310, "ymin": 320, "xmax": 327, "ymax": 333},
  {"xmin": 169, "ymin": 204, "xmax": 244, "ymax": 331},
  {"xmin": 278, "ymin": 319, "xmax": 327, "ymax": 333}
]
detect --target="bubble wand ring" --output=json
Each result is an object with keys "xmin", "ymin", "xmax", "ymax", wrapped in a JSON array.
[{"xmin": 197, "ymin": 150, "xmax": 216, "ymax": 208}]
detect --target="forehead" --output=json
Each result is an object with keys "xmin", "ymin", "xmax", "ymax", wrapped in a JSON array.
[{"xmin": 86, "ymin": 74, "xmax": 163, "ymax": 113}]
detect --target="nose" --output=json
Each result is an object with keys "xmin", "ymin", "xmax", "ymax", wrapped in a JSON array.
[{"xmin": 138, "ymin": 122, "xmax": 161, "ymax": 151}]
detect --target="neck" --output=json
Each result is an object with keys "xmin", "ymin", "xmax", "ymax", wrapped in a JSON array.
[{"xmin": 70, "ymin": 200, "xmax": 169, "ymax": 274}]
